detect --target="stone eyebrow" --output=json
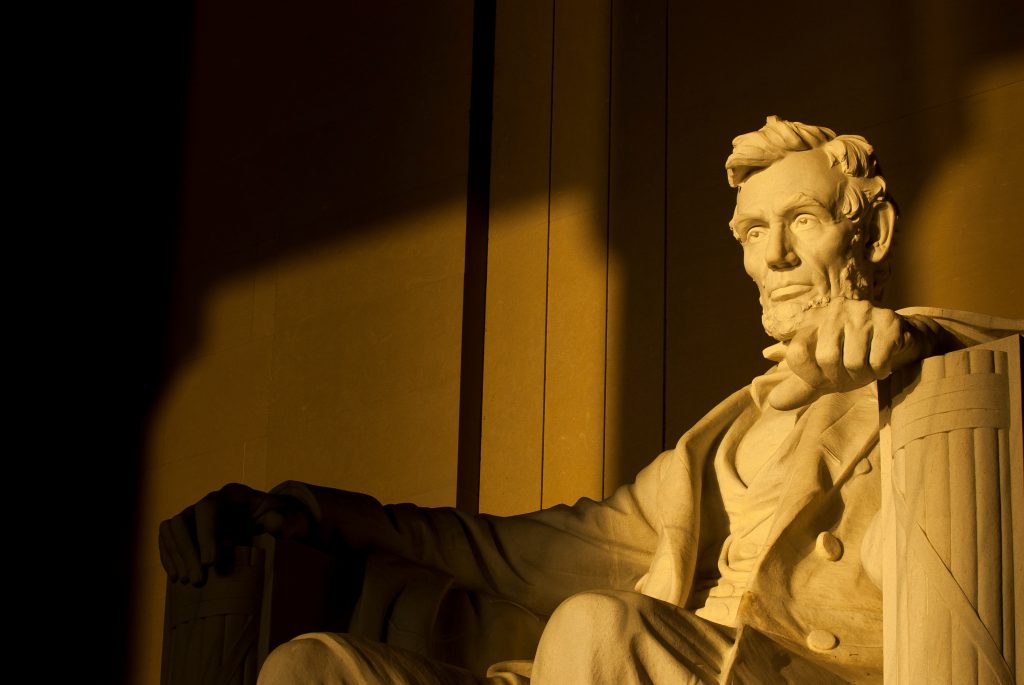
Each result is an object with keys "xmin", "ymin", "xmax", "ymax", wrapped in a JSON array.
[
  {"xmin": 773, "ymin": 192, "xmax": 834, "ymax": 217},
  {"xmin": 729, "ymin": 213, "xmax": 761, "ymax": 232},
  {"xmin": 729, "ymin": 212, "xmax": 762, "ymax": 240},
  {"xmin": 730, "ymin": 192, "xmax": 837, "ymax": 240}
]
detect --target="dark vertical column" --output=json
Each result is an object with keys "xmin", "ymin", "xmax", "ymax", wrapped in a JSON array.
[{"xmin": 457, "ymin": 0, "xmax": 496, "ymax": 513}]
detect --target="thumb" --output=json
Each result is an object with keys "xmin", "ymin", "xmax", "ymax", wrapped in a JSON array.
[
  {"xmin": 768, "ymin": 373, "xmax": 821, "ymax": 411},
  {"xmin": 254, "ymin": 496, "xmax": 314, "ymax": 540},
  {"xmin": 255, "ymin": 509, "xmax": 286, "ymax": 535}
]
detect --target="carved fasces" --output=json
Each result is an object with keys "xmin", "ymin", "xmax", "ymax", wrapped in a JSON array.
[{"xmin": 881, "ymin": 336, "xmax": 1022, "ymax": 685}]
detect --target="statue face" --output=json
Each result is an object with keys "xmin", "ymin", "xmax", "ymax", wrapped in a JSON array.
[{"xmin": 732, "ymin": 149, "xmax": 871, "ymax": 341}]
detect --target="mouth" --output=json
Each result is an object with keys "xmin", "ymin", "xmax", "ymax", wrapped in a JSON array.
[{"xmin": 768, "ymin": 284, "xmax": 813, "ymax": 302}]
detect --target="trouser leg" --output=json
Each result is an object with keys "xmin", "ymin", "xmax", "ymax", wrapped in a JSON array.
[
  {"xmin": 258, "ymin": 632, "xmax": 486, "ymax": 685},
  {"xmin": 531, "ymin": 589, "xmax": 735, "ymax": 685}
]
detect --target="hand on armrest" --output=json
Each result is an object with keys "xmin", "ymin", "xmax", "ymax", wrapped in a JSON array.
[
  {"xmin": 158, "ymin": 483, "xmax": 316, "ymax": 587},
  {"xmin": 767, "ymin": 300, "xmax": 955, "ymax": 410}
]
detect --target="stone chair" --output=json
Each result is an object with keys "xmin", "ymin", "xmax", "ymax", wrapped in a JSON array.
[{"xmin": 161, "ymin": 537, "xmax": 544, "ymax": 685}]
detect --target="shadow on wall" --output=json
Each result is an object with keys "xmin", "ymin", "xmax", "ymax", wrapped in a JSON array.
[
  {"xmin": 892, "ymin": 50, "xmax": 1024, "ymax": 312},
  {"xmin": 125, "ymin": 3, "xmax": 486, "ymax": 684}
]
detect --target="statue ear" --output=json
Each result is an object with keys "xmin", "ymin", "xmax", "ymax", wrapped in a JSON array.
[{"xmin": 866, "ymin": 200, "xmax": 895, "ymax": 263}]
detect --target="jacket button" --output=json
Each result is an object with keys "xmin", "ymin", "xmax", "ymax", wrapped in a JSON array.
[
  {"xmin": 806, "ymin": 629, "xmax": 838, "ymax": 652},
  {"xmin": 815, "ymin": 531, "xmax": 843, "ymax": 561}
]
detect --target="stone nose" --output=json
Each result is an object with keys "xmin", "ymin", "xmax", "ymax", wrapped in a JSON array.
[{"xmin": 765, "ymin": 224, "xmax": 799, "ymax": 270}]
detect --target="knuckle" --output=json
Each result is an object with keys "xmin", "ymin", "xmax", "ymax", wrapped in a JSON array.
[
  {"xmin": 870, "ymin": 339, "xmax": 897, "ymax": 373},
  {"xmin": 876, "ymin": 310, "xmax": 900, "ymax": 336},
  {"xmin": 844, "ymin": 352, "xmax": 867, "ymax": 374},
  {"xmin": 788, "ymin": 340, "xmax": 813, "ymax": 367},
  {"xmin": 843, "ymin": 339, "xmax": 868, "ymax": 371},
  {"xmin": 815, "ymin": 343, "xmax": 839, "ymax": 367}
]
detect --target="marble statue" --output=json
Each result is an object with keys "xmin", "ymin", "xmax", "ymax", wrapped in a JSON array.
[{"xmin": 160, "ymin": 117, "xmax": 1024, "ymax": 684}]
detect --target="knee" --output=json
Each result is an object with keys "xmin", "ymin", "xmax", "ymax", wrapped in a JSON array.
[
  {"xmin": 257, "ymin": 633, "xmax": 339, "ymax": 685},
  {"xmin": 539, "ymin": 590, "xmax": 644, "ymax": 652},
  {"xmin": 550, "ymin": 590, "xmax": 644, "ymax": 628}
]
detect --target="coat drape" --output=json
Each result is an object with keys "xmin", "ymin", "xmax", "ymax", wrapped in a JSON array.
[{"xmin": 273, "ymin": 308, "xmax": 1023, "ymax": 683}]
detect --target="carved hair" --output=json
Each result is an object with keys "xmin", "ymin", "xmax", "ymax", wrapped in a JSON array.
[{"xmin": 725, "ymin": 116, "xmax": 895, "ymax": 296}]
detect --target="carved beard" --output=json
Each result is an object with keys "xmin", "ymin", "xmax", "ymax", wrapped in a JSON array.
[{"xmin": 760, "ymin": 258, "xmax": 873, "ymax": 341}]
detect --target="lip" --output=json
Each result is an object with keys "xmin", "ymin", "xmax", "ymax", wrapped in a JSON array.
[{"xmin": 768, "ymin": 284, "xmax": 813, "ymax": 302}]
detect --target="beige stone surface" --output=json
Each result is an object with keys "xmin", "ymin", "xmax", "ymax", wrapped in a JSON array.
[{"xmin": 881, "ymin": 335, "xmax": 1022, "ymax": 684}]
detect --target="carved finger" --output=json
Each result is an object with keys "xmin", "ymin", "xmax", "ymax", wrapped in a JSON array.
[
  {"xmin": 255, "ymin": 495, "xmax": 313, "ymax": 541},
  {"xmin": 786, "ymin": 325, "xmax": 827, "ymax": 390},
  {"xmin": 157, "ymin": 527, "xmax": 177, "ymax": 579},
  {"xmin": 869, "ymin": 337, "xmax": 895, "ymax": 377},
  {"xmin": 767, "ymin": 373, "xmax": 823, "ymax": 411},
  {"xmin": 159, "ymin": 519, "xmax": 185, "ymax": 583},
  {"xmin": 843, "ymin": 317, "xmax": 872, "ymax": 382},
  {"xmin": 815, "ymin": 315, "xmax": 849, "ymax": 388},
  {"xmin": 170, "ymin": 514, "xmax": 204, "ymax": 586},
  {"xmin": 194, "ymin": 497, "xmax": 218, "ymax": 567},
  {"xmin": 869, "ymin": 311, "xmax": 904, "ymax": 377},
  {"xmin": 256, "ymin": 508, "xmax": 284, "ymax": 535}
]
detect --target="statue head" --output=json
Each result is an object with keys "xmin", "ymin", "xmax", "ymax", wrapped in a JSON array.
[{"xmin": 725, "ymin": 116, "xmax": 896, "ymax": 341}]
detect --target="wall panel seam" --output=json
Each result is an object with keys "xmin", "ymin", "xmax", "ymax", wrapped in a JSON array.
[{"xmin": 540, "ymin": 0, "xmax": 557, "ymax": 511}]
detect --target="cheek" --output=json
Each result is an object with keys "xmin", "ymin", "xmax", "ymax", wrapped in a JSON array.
[
  {"xmin": 797, "ymin": 230, "xmax": 850, "ymax": 275},
  {"xmin": 742, "ymin": 248, "xmax": 763, "ymax": 285}
]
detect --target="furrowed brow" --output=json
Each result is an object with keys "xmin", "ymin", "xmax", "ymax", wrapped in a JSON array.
[
  {"xmin": 729, "ymin": 211, "xmax": 761, "ymax": 233},
  {"xmin": 730, "ymin": 212, "xmax": 762, "ymax": 237},
  {"xmin": 773, "ymin": 192, "xmax": 834, "ymax": 217}
]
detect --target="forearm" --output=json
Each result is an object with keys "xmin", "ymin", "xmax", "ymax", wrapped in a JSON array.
[{"xmin": 270, "ymin": 478, "xmax": 660, "ymax": 616}]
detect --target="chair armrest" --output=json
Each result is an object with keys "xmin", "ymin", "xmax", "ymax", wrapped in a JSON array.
[
  {"xmin": 878, "ymin": 335, "xmax": 1022, "ymax": 684},
  {"xmin": 161, "ymin": 535, "xmax": 362, "ymax": 685}
]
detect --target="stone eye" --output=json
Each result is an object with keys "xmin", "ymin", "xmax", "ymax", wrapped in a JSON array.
[
  {"xmin": 746, "ymin": 227, "xmax": 767, "ymax": 243},
  {"xmin": 792, "ymin": 214, "xmax": 818, "ymax": 230}
]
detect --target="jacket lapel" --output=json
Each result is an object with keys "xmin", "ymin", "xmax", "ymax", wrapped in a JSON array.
[
  {"xmin": 763, "ymin": 385, "xmax": 878, "ymax": 549},
  {"xmin": 636, "ymin": 385, "xmax": 753, "ymax": 605}
]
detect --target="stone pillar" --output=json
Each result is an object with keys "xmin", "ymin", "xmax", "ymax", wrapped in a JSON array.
[{"xmin": 880, "ymin": 335, "xmax": 1022, "ymax": 684}]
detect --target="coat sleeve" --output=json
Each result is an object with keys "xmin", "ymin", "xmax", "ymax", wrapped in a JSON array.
[
  {"xmin": 271, "ymin": 452, "xmax": 670, "ymax": 616},
  {"xmin": 898, "ymin": 307, "xmax": 1023, "ymax": 348}
]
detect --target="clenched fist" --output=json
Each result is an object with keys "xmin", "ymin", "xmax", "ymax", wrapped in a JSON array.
[{"xmin": 767, "ymin": 299, "xmax": 943, "ymax": 410}]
